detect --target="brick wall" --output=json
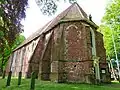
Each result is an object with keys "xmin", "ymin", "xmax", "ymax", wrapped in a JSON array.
[{"xmin": 57, "ymin": 22, "xmax": 95, "ymax": 83}]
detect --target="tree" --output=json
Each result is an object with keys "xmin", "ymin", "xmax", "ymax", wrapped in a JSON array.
[
  {"xmin": 0, "ymin": 0, "xmax": 28, "ymax": 72},
  {"xmin": 99, "ymin": 25, "xmax": 120, "ymax": 59},
  {"xmin": 35, "ymin": 0, "xmax": 77, "ymax": 15},
  {"xmin": 0, "ymin": 0, "xmax": 28, "ymax": 45},
  {"xmin": 100, "ymin": 0, "xmax": 120, "ymax": 59},
  {"xmin": 0, "ymin": 35, "xmax": 25, "ymax": 71}
]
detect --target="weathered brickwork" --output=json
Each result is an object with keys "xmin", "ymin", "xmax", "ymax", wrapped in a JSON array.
[
  {"xmin": 54, "ymin": 21, "xmax": 110, "ymax": 83},
  {"xmin": 65, "ymin": 22, "xmax": 88, "ymax": 61},
  {"xmin": 64, "ymin": 61, "xmax": 94, "ymax": 82},
  {"xmin": 56, "ymin": 22, "xmax": 94, "ymax": 83},
  {"xmin": 96, "ymin": 32, "xmax": 106, "ymax": 63},
  {"xmin": 6, "ymin": 3, "xmax": 110, "ymax": 84}
]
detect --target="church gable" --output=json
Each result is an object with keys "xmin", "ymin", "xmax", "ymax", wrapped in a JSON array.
[{"xmin": 62, "ymin": 3, "xmax": 87, "ymax": 20}]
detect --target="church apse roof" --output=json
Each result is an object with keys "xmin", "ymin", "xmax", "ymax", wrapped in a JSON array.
[{"xmin": 14, "ymin": 2, "xmax": 98, "ymax": 51}]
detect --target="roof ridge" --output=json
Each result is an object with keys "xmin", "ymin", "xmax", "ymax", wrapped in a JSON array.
[
  {"xmin": 14, "ymin": 3, "xmax": 92, "ymax": 51},
  {"xmin": 59, "ymin": 3, "xmax": 77, "ymax": 20}
]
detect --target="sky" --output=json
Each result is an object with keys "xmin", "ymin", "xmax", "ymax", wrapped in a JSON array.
[{"xmin": 22, "ymin": 0, "xmax": 108, "ymax": 38}]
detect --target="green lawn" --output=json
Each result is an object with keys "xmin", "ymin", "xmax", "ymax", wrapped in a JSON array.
[{"xmin": 0, "ymin": 78, "xmax": 120, "ymax": 90}]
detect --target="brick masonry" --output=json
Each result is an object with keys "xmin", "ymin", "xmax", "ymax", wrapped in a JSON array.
[{"xmin": 6, "ymin": 21, "xmax": 110, "ymax": 83}]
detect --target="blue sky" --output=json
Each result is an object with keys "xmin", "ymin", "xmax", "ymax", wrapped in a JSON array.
[{"xmin": 22, "ymin": 0, "xmax": 108, "ymax": 38}]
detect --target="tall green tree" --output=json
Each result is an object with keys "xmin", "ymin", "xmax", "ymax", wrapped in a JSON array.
[
  {"xmin": 100, "ymin": 0, "xmax": 120, "ymax": 59},
  {"xmin": 0, "ymin": 0, "xmax": 28, "ymax": 45},
  {"xmin": 0, "ymin": 0, "xmax": 28, "ymax": 72}
]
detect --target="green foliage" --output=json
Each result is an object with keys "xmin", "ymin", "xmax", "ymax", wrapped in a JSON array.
[
  {"xmin": 100, "ymin": 0, "xmax": 120, "ymax": 59},
  {"xmin": 0, "ymin": 0, "xmax": 28, "ymax": 72},
  {"xmin": 12, "ymin": 35, "xmax": 25, "ymax": 50},
  {"xmin": 0, "ymin": 0, "xmax": 5, "ymax": 4},
  {"xmin": 35, "ymin": 0, "xmax": 77, "ymax": 15},
  {"xmin": 0, "ymin": 35, "xmax": 25, "ymax": 70},
  {"xmin": 0, "ymin": 31, "xmax": 4, "ymax": 38},
  {"xmin": 102, "ymin": 0, "xmax": 120, "ymax": 25},
  {"xmin": 0, "ymin": 0, "xmax": 28, "ymax": 45}
]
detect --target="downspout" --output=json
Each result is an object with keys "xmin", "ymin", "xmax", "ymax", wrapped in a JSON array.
[{"xmin": 90, "ymin": 28, "xmax": 100, "ymax": 81}]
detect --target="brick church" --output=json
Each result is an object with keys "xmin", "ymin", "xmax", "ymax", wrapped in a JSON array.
[{"xmin": 6, "ymin": 3, "xmax": 110, "ymax": 83}]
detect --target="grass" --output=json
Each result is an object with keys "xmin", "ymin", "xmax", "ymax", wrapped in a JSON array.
[{"xmin": 0, "ymin": 77, "xmax": 120, "ymax": 90}]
